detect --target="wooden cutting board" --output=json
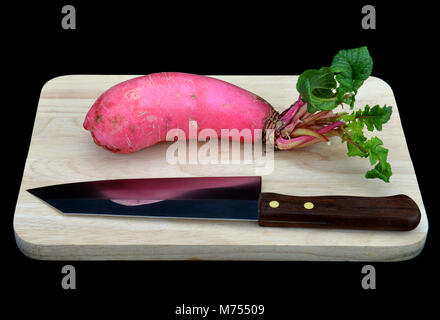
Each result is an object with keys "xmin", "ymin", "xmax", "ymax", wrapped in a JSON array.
[{"xmin": 13, "ymin": 75, "xmax": 428, "ymax": 261}]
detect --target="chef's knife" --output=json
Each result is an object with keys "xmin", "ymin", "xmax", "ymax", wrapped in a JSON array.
[{"xmin": 27, "ymin": 176, "xmax": 421, "ymax": 231}]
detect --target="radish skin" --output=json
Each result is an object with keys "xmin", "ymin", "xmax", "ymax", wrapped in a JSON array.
[{"xmin": 84, "ymin": 72, "xmax": 275, "ymax": 153}]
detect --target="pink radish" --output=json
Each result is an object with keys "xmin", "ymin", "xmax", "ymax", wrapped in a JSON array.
[
  {"xmin": 84, "ymin": 72, "xmax": 277, "ymax": 153},
  {"xmin": 83, "ymin": 72, "xmax": 342, "ymax": 154}
]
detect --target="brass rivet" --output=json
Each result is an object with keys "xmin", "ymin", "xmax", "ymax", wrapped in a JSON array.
[
  {"xmin": 304, "ymin": 202, "xmax": 314, "ymax": 210},
  {"xmin": 269, "ymin": 200, "xmax": 279, "ymax": 208}
]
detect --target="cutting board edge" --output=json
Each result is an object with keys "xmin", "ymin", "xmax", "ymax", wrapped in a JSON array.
[{"xmin": 14, "ymin": 227, "xmax": 427, "ymax": 262}]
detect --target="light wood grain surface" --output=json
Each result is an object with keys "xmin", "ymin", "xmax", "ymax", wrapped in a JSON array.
[{"xmin": 13, "ymin": 75, "xmax": 428, "ymax": 261}]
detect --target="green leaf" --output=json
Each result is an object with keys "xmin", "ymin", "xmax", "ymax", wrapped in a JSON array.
[
  {"xmin": 340, "ymin": 105, "xmax": 392, "ymax": 183},
  {"xmin": 330, "ymin": 46, "xmax": 373, "ymax": 92},
  {"xmin": 296, "ymin": 46, "xmax": 373, "ymax": 112},
  {"xmin": 365, "ymin": 162, "xmax": 392, "ymax": 183},
  {"xmin": 364, "ymin": 137, "xmax": 388, "ymax": 165},
  {"xmin": 296, "ymin": 67, "xmax": 338, "ymax": 113},
  {"xmin": 356, "ymin": 105, "xmax": 392, "ymax": 131},
  {"xmin": 342, "ymin": 104, "xmax": 392, "ymax": 132},
  {"xmin": 347, "ymin": 142, "xmax": 368, "ymax": 157},
  {"xmin": 336, "ymin": 90, "xmax": 355, "ymax": 107},
  {"xmin": 345, "ymin": 120, "xmax": 366, "ymax": 144}
]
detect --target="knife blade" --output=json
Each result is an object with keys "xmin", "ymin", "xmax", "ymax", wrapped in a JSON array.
[{"xmin": 27, "ymin": 176, "xmax": 421, "ymax": 231}]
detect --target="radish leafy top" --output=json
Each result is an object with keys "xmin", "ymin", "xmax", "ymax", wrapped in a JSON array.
[
  {"xmin": 297, "ymin": 46, "xmax": 373, "ymax": 112},
  {"xmin": 294, "ymin": 47, "xmax": 393, "ymax": 182}
]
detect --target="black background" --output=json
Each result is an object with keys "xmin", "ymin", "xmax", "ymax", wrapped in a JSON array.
[{"xmin": 4, "ymin": 1, "xmax": 436, "ymax": 318}]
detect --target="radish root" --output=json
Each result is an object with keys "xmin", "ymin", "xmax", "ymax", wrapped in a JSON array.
[{"xmin": 265, "ymin": 95, "xmax": 345, "ymax": 150}]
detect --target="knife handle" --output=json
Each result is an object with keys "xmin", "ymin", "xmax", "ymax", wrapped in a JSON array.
[{"xmin": 258, "ymin": 193, "xmax": 421, "ymax": 231}]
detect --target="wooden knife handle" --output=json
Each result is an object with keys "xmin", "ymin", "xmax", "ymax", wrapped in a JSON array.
[{"xmin": 258, "ymin": 193, "xmax": 421, "ymax": 231}]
